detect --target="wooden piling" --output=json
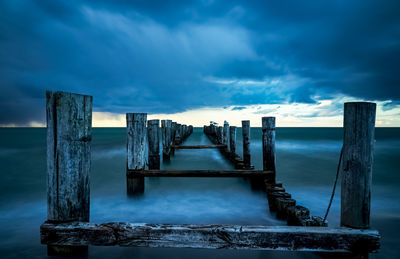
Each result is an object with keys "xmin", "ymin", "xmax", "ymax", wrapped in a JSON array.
[
  {"xmin": 46, "ymin": 91, "xmax": 92, "ymax": 222},
  {"xmin": 242, "ymin": 120, "xmax": 251, "ymax": 168},
  {"xmin": 161, "ymin": 120, "xmax": 172, "ymax": 160},
  {"xmin": 223, "ymin": 121, "xmax": 229, "ymax": 146},
  {"xmin": 148, "ymin": 119, "xmax": 160, "ymax": 170},
  {"xmin": 46, "ymin": 91, "xmax": 92, "ymax": 255},
  {"xmin": 262, "ymin": 117, "xmax": 276, "ymax": 180},
  {"xmin": 126, "ymin": 113, "xmax": 147, "ymax": 194},
  {"xmin": 341, "ymin": 102, "xmax": 376, "ymax": 229},
  {"xmin": 171, "ymin": 122, "xmax": 177, "ymax": 154},
  {"xmin": 175, "ymin": 123, "xmax": 181, "ymax": 145},
  {"xmin": 229, "ymin": 126, "xmax": 236, "ymax": 155}
]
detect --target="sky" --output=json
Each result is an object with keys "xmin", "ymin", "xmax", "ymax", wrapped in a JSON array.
[{"xmin": 0, "ymin": 0, "xmax": 399, "ymax": 127}]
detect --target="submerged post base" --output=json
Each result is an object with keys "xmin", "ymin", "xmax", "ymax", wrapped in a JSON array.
[{"xmin": 47, "ymin": 245, "xmax": 88, "ymax": 256}]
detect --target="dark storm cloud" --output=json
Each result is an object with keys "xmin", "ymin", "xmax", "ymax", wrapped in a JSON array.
[{"xmin": 0, "ymin": 0, "xmax": 399, "ymax": 125}]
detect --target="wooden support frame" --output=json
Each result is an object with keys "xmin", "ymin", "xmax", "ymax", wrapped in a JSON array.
[
  {"xmin": 40, "ymin": 222, "xmax": 380, "ymax": 253},
  {"xmin": 127, "ymin": 169, "xmax": 274, "ymax": 178},
  {"xmin": 43, "ymin": 92, "xmax": 381, "ymax": 256},
  {"xmin": 172, "ymin": 144, "xmax": 226, "ymax": 149}
]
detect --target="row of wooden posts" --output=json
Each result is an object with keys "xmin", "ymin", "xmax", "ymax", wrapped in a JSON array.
[
  {"xmin": 203, "ymin": 119, "xmax": 327, "ymax": 227},
  {"xmin": 126, "ymin": 113, "xmax": 193, "ymax": 193},
  {"xmin": 43, "ymin": 91, "xmax": 380, "ymax": 255}
]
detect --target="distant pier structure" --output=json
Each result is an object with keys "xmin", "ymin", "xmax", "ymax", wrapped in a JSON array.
[{"xmin": 41, "ymin": 91, "xmax": 380, "ymax": 258}]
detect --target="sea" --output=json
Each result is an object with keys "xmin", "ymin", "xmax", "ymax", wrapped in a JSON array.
[{"xmin": 0, "ymin": 127, "xmax": 399, "ymax": 258}]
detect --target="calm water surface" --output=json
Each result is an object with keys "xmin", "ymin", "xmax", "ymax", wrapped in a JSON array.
[{"xmin": 0, "ymin": 127, "xmax": 399, "ymax": 258}]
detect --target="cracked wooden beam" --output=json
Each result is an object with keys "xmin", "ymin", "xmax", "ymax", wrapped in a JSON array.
[{"xmin": 40, "ymin": 222, "xmax": 380, "ymax": 253}]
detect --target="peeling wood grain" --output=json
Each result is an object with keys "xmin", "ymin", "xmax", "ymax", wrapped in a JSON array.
[
  {"xmin": 46, "ymin": 91, "xmax": 92, "ymax": 222},
  {"xmin": 40, "ymin": 222, "xmax": 380, "ymax": 253}
]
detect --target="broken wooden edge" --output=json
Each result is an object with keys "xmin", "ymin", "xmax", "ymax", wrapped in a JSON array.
[
  {"xmin": 264, "ymin": 181, "xmax": 328, "ymax": 227},
  {"xmin": 127, "ymin": 169, "xmax": 274, "ymax": 178},
  {"xmin": 172, "ymin": 145, "xmax": 227, "ymax": 149},
  {"xmin": 40, "ymin": 221, "xmax": 380, "ymax": 253}
]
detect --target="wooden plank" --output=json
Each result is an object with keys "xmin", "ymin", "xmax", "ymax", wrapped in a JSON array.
[
  {"xmin": 40, "ymin": 222, "xmax": 380, "ymax": 253},
  {"xmin": 127, "ymin": 169, "xmax": 274, "ymax": 178},
  {"xmin": 46, "ymin": 91, "xmax": 92, "ymax": 222},
  {"xmin": 172, "ymin": 145, "xmax": 227, "ymax": 149},
  {"xmin": 341, "ymin": 102, "xmax": 376, "ymax": 229}
]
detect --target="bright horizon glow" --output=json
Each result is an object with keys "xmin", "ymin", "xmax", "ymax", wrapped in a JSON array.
[{"xmin": 2, "ymin": 96, "xmax": 399, "ymax": 128}]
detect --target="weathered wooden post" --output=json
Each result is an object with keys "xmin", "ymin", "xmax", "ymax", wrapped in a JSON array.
[
  {"xmin": 223, "ymin": 121, "xmax": 229, "ymax": 148},
  {"xmin": 229, "ymin": 126, "xmax": 236, "ymax": 155},
  {"xmin": 161, "ymin": 120, "xmax": 172, "ymax": 160},
  {"xmin": 46, "ymin": 91, "xmax": 92, "ymax": 255},
  {"xmin": 262, "ymin": 117, "xmax": 276, "ymax": 180},
  {"xmin": 242, "ymin": 120, "xmax": 251, "ymax": 168},
  {"xmin": 148, "ymin": 119, "xmax": 160, "ymax": 170},
  {"xmin": 218, "ymin": 126, "xmax": 223, "ymax": 144},
  {"xmin": 127, "ymin": 113, "xmax": 147, "ymax": 194},
  {"xmin": 175, "ymin": 123, "xmax": 181, "ymax": 145},
  {"xmin": 341, "ymin": 102, "xmax": 376, "ymax": 229},
  {"xmin": 171, "ymin": 122, "xmax": 177, "ymax": 154}
]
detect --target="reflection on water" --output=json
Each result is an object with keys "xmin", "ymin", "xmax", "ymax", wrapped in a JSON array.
[{"xmin": 0, "ymin": 127, "xmax": 399, "ymax": 258}]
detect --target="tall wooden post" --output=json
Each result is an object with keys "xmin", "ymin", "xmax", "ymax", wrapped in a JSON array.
[
  {"xmin": 171, "ymin": 122, "xmax": 177, "ymax": 155},
  {"xmin": 262, "ymin": 117, "xmax": 276, "ymax": 180},
  {"xmin": 175, "ymin": 123, "xmax": 181, "ymax": 145},
  {"xmin": 218, "ymin": 126, "xmax": 223, "ymax": 144},
  {"xmin": 242, "ymin": 120, "xmax": 251, "ymax": 168},
  {"xmin": 127, "ymin": 113, "xmax": 147, "ymax": 194},
  {"xmin": 229, "ymin": 126, "xmax": 236, "ymax": 155},
  {"xmin": 223, "ymin": 121, "xmax": 229, "ymax": 147},
  {"xmin": 161, "ymin": 120, "xmax": 172, "ymax": 160},
  {"xmin": 46, "ymin": 91, "xmax": 92, "ymax": 222},
  {"xmin": 148, "ymin": 119, "xmax": 160, "ymax": 170},
  {"xmin": 341, "ymin": 102, "xmax": 376, "ymax": 229},
  {"xmin": 46, "ymin": 91, "xmax": 92, "ymax": 255}
]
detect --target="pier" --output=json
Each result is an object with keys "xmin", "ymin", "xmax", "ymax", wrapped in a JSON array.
[{"xmin": 41, "ymin": 91, "xmax": 380, "ymax": 257}]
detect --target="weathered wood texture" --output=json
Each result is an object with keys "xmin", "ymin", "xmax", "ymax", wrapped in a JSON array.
[
  {"xmin": 147, "ymin": 119, "xmax": 160, "ymax": 170},
  {"xmin": 174, "ymin": 123, "xmax": 182, "ymax": 145},
  {"xmin": 126, "ymin": 113, "xmax": 147, "ymax": 194},
  {"xmin": 262, "ymin": 117, "xmax": 276, "ymax": 174},
  {"xmin": 173, "ymin": 145, "xmax": 226, "ymax": 149},
  {"xmin": 46, "ymin": 91, "xmax": 92, "ymax": 222},
  {"xmin": 242, "ymin": 120, "xmax": 251, "ymax": 168},
  {"xmin": 217, "ymin": 126, "xmax": 223, "ymax": 144},
  {"xmin": 223, "ymin": 121, "xmax": 229, "ymax": 146},
  {"xmin": 161, "ymin": 120, "xmax": 172, "ymax": 159},
  {"xmin": 341, "ymin": 102, "xmax": 376, "ymax": 229},
  {"xmin": 229, "ymin": 126, "xmax": 236, "ymax": 154},
  {"xmin": 40, "ymin": 222, "xmax": 380, "ymax": 253},
  {"xmin": 127, "ymin": 170, "xmax": 274, "ymax": 178},
  {"xmin": 126, "ymin": 113, "xmax": 147, "ymax": 170},
  {"xmin": 265, "ymin": 182, "xmax": 327, "ymax": 227}
]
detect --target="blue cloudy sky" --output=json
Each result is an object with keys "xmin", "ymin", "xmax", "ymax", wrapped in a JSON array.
[{"xmin": 1, "ymin": 0, "xmax": 399, "ymax": 126}]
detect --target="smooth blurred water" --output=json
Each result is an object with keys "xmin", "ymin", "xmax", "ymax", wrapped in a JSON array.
[{"xmin": 0, "ymin": 127, "xmax": 399, "ymax": 258}]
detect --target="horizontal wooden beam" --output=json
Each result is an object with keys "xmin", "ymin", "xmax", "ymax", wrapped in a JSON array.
[
  {"xmin": 40, "ymin": 222, "xmax": 380, "ymax": 253},
  {"xmin": 127, "ymin": 170, "xmax": 273, "ymax": 178},
  {"xmin": 173, "ymin": 145, "xmax": 227, "ymax": 149}
]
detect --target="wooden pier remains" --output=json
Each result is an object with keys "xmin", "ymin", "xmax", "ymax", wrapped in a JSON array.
[{"xmin": 41, "ymin": 91, "xmax": 380, "ymax": 257}]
